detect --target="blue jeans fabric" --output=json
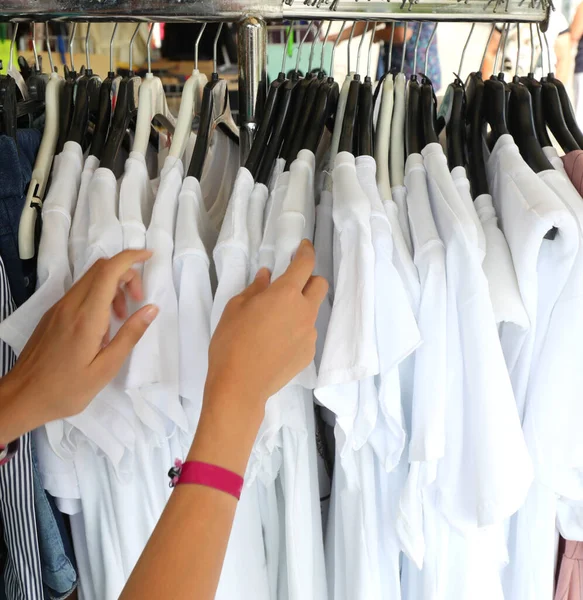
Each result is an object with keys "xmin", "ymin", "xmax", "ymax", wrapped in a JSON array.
[
  {"xmin": 31, "ymin": 442, "xmax": 77, "ymax": 600},
  {"xmin": 0, "ymin": 132, "xmax": 78, "ymax": 599},
  {"xmin": 0, "ymin": 130, "xmax": 41, "ymax": 306}
]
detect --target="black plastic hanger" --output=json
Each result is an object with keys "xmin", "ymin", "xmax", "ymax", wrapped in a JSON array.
[
  {"xmin": 89, "ymin": 26, "xmax": 120, "ymax": 160},
  {"xmin": 507, "ymin": 25, "xmax": 552, "ymax": 173},
  {"xmin": 550, "ymin": 74, "xmax": 583, "ymax": 149},
  {"xmin": 406, "ymin": 74, "xmax": 422, "ymax": 156},
  {"xmin": 541, "ymin": 77, "xmax": 579, "ymax": 152},
  {"xmin": 189, "ymin": 23, "xmax": 228, "ymax": 179},
  {"xmin": 465, "ymin": 71, "xmax": 489, "ymax": 196},
  {"xmin": 245, "ymin": 73, "xmax": 287, "ymax": 176},
  {"xmin": 100, "ymin": 24, "xmax": 142, "ymax": 173},
  {"xmin": 339, "ymin": 22, "xmax": 370, "ymax": 154},
  {"xmin": 246, "ymin": 21, "xmax": 299, "ymax": 176},
  {"xmin": 421, "ymin": 75, "xmax": 439, "ymax": 146},
  {"xmin": 256, "ymin": 75, "xmax": 299, "ymax": 185},
  {"xmin": 187, "ymin": 71, "xmax": 223, "ymax": 179},
  {"xmin": 356, "ymin": 23, "xmax": 377, "ymax": 157},
  {"xmin": 304, "ymin": 76, "xmax": 339, "ymax": 155},
  {"xmin": 0, "ymin": 74, "xmax": 17, "ymax": 141},
  {"xmin": 68, "ymin": 24, "xmax": 102, "ymax": 149}
]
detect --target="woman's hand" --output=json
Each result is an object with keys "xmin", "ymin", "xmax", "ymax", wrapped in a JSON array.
[
  {"xmin": 188, "ymin": 239, "xmax": 328, "ymax": 475},
  {"xmin": 0, "ymin": 250, "xmax": 157, "ymax": 443}
]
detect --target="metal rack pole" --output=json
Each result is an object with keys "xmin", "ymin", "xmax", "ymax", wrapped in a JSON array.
[{"xmin": 238, "ymin": 15, "xmax": 267, "ymax": 164}]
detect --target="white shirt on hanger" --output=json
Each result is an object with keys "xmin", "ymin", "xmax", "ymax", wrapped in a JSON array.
[
  {"xmin": 69, "ymin": 154, "xmax": 100, "ymax": 280},
  {"xmin": 210, "ymin": 166, "xmax": 271, "ymax": 600},
  {"xmin": 485, "ymin": 135, "xmax": 579, "ymax": 600},
  {"xmin": 316, "ymin": 151, "xmax": 379, "ymax": 600}
]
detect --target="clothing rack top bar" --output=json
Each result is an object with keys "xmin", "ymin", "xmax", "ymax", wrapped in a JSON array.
[{"xmin": 0, "ymin": 0, "xmax": 546, "ymax": 22}]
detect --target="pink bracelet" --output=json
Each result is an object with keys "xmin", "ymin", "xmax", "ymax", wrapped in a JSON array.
[
  {"xmin": 168, "ymin": 459, "xmax": 244, "ymax": 500},
  {"xmin": 0, "ymin": 440, "xmax": 19, "ymax": 467}
]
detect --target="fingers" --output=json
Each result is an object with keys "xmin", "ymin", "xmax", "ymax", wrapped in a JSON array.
[
  {"xmin": 112, "ymin": 288, "xmax": 127, "ymax": 320},
  {"xmin": 303, "ymin": 275, "xmax": 328, "ymax": 307},
  {"xmin": 240, "ymin": 268, "xmax": 271, "ymax": 299},
  {"xmin": 91, "ymin": 304, "xmax": 159, "ymax": 381},
  {"xmin": 280, "ymin": 240, "xmax": 316, "ymax": 291},
  {"xmin": 83, "ymin": 250, "xmax": 151, "ymax": 313}
]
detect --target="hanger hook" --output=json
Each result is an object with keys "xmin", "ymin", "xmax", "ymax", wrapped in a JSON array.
[
  {"xmin": 347, "ymin": 21, "xmax": 357, "ymax": 74},
  {"xmin": 30, "ymin": 23, "xmax": 39, "ymax": 72},
  {"xmin": 296, "ymin": 21, "xmax": 314, "ymax": 73},
  {"xmin": 412, "ymin": 22, "xmax": 422, "ymax": 77},
  {"xmin": 281, "ymin": 20, "xmax": 295, "ymax": 75},
  {"xmin": 320, "ymin": 21, "xmax": 333, "ymax": 74},
  {"xmin": 146, "ymin": 23, "xmax": 154, "ymax": 74},
  {"xmin": 459, "ymin": 22, "xmax": 475, "ymax": 78},
  {"xmin": 129, "ymin": 23, "xmax": 140, "ymax": 74},
  {"xmin": 356, "ymin": 21, "xmax": 369, "ymax": 74},
  {"xmin": 542, "ymin": 28, "xmax": 552, "ymax": 74},
  {"xmin": 8, "ymin": 23, "xmax": 18, "ymax": 72},
  {"xmin": 308, "ymin": 21, "xmax": 324, "ymax": 74},
  {"xmin": 86, "ymin": 23, "xmax": 92, "ymax": 72},
  {"xmin": 388, "ymin": 22, "xmax": 396, "ymax": 73},
  {"xmin": 330, "ymin": 21, "xmax": 346, "ymax": 75},
  {"xmin": 498, "ymin": 22, "xmax": 511, "ymax": 75},
  {"xmin": 46, "ymin": 22, "xmax": 55, "ymax": 74},
  {"xmin": 529, "ymin": 22, "xmax": 535, "ymax": 74},
  {"xmin": 195, "ymin": 23, "xmax": 207, "ymax": 71},
  {"xmin": 425, "ymin": 22, "xmax": 438, "ymax": 76},
  {"xmin": 367, "ymin": 21, "xmax": 377, "ymax": 78},
  {"xmin": 493, "ymin": 23, "xmax": 505, "ymax": 75},
  {"xmin": 401, "ymin": 22, "xmax": 409, "ymax": 73},
  {"xmin": 536, "ymin": 23, "xmax": 545, "ymax": 74},
  {"xmin": 480, "ymin": 23, "xmax": 496, "ymax": 74},
  {"xmin": 213, "ymin": 22, "xmax": 224, "ymax": 75},
  {"xmin": 515, "ymin": 22, "xmax": 520, "ymax": 78},
  {"xmin": 109, "ymin": 23, "xmax": 118, "ymax": 74},
  {"xmin": 68, "ymin": 23, "xmax": 77, "ymax": 73}
]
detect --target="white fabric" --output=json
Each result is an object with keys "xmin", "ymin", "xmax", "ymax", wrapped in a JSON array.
[
  {"xmin": 391, "ymin": 184, "xmax": 413, "ymax": 257},
  {"xmin": 173, "ymin": 175, "xmax": 218, "ymax": 439},
  {"xmin": 397, "ymin": 153, "xmax": 447, "ymax": 577},
  {"xmin": 258, "ymin": 171, "xmax": 288, "ymax": 275},
  {"xmin": 123, "ymin": 156, "xmax": 189, "ymax": 445},
  {"xmin": 69, "ymin": 154, "xmax": 100, "ymax": 280},
  {"xmin": 209, "ymin": 166, "xmax": 270, "ymax": 600},
  {"xmin": 474, "ymin": 194, "xmax": 529, "ymax": 330},
  {"xmin": 486, "ymin": 135, "xmax": 580, "ymax": 600},
  {"xmin": 357, "ymin": 155, "xmax": 421, "ymax": 600},
  {"xmin": 316, "ymin": 151, "xmax": 379, "ymax": 600}
]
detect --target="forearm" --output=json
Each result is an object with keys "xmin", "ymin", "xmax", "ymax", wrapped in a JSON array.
[
  {"xmin": 0, "ymin": 371, "xmax": 51, "ymax": 444},
  {"xmin": 120, "ymin": 386, "xmax": 264, "ymax": 600}
]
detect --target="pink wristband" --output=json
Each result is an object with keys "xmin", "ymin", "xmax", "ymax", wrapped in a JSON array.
[{"xmin": 168, "ymin": 459, "xmax": 244, "ymax": 500}]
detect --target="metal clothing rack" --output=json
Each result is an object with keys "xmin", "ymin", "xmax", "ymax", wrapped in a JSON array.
[{"xmin": 0, "ymin": 0, "xmax": 548, "ymax": 162}]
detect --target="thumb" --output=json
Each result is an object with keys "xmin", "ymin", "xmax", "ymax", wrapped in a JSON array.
[
  {"xmin": 91, "ymin": 304, "xmax": 159, "ymax": 381},
  {"xmin": 241, "ymin": 268, "xmax": 271, "ymax": 299}
]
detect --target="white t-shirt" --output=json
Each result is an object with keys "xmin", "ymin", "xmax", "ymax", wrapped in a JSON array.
[
  {"xmin": 485, "ymin": 136, "xmax": 580, "ymax": 600},
  {"xmin": 397, "ymin": 153, "xmax": 448, "ymax": 575},
  {"xmin": 316, "ymin": 151, "xmax": 379, "ymax": 600},
  {"xmin": 474, "ymin": 194, "xmax": 529, "ymax": 330},
  {"xmin": 69, "ymin": 154, "xmax": 100, "ymax": 280},
  {"xmin": 423, "ymin": 142, "xmax": 532, "ymax": 600},
  {"xmin": 123, "ymin": 156, "xmax": 189, "ymax": 446},
  {"xmin": 209, "ymin": 165, "xmax": 270, "ymax": 600},
  {"xmin": 258, "ymin": 170, "xmax": 288, "ymax": 275},
  {"xmin": 423, "ymin": 141, "xmax": 532, "ymax": 528},
  {"xmin": 391, "ymin": 184, "xmax": 413, "ymax": 257},
  {"xmin": 357, "ymin": 155, "xmax": 421, "ymax": 600},
  {"xmin": 173, "ymin": 175, "xmax": 218, "ymax": 440}
]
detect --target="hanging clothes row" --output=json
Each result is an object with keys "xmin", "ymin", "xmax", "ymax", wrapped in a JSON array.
[{"xmin": 0, "ymin": 5, "xmax": 579, "ymax": 600}]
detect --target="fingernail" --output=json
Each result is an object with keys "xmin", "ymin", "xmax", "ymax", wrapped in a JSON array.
[
  {"xmin": 142, "ymin": 305, "xmax": 159, "ymax": 324},
  {"xmin": 298, "ymin": 239, "xmax": 311, "ymax": 253}
]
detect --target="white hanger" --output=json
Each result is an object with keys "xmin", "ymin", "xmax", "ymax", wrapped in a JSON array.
[
  {"xmin": 169, "ymin": 23, "xmax": 209, "ymax": 160},
  {"xmin": 390, "ymin": 22, "xmax": 408, "ymax": 187},
  {"xmin": 132, "ymin": 24, "xmax": 176, "ymax": 157},
  {"xmin": 19, "ymin": 23, "xmax": 65, "ymax": 260},
  {"xmin": 376, "ymin": 22, "xmax": 396, "ymax": 199}
]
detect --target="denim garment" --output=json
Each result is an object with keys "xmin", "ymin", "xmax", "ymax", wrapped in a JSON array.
[
  {"xmin": 376, "ymin": 22, "xmax": 442, "ymax": 90},
  {"xmin": 0, "ymin": 130, "xmax": 41, "ymax": 306},
  {"xmin": 31, "ymin": 441, "xmax": 77, "ymax": 600}
]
